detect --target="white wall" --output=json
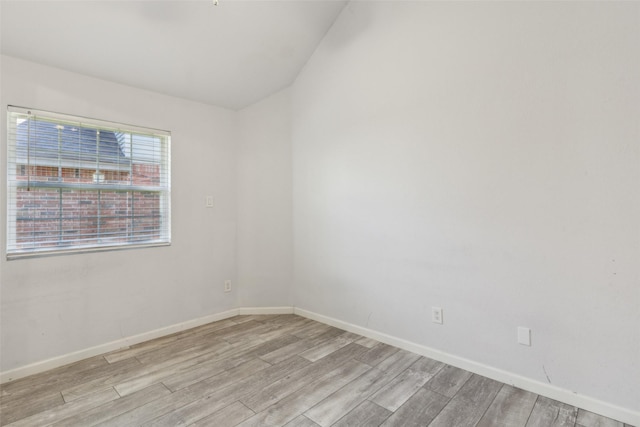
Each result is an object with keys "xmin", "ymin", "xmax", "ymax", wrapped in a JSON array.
[
  {"xmin": 292, "ymin": 1, "xmax": 639, "ymax": 413},
  {"xmin": 237, "ymin": 89, "xmax": 293, "ymax": 307},
  {"xmin": 1, "ymin": 1, "xmax": 639, "ymax": 420},
  {"xmin": 0, "ymin": 56, "xmax": 239, "ymax": 372}
]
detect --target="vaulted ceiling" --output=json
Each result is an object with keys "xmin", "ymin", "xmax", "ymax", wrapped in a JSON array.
[{"xmin": 0, "ymin": 0, "xmax": 347, "ymax": 110}]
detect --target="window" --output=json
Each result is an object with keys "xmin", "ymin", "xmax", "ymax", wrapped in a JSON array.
[{"xmin": 6, "ymin": 106, "xmax": 171, "ymax": 259}]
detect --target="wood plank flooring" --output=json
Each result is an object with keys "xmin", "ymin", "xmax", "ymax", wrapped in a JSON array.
[{"xmin": 0, "ymin": 314, "xmax": 634, "ymax": 427}]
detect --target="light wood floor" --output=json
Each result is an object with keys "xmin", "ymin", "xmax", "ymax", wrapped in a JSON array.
[{"xmin": 0, "ymin": 314, "xmax": 633, "ymax": 427}]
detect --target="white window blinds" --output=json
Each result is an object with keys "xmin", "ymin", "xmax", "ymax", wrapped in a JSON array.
[{"xmin": 6, "ymin": 106, "xmax": 171, "ymax": 258}]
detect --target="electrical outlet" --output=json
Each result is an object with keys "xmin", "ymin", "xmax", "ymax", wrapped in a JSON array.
[
  {"xmin": 224, "ymin": 280, "xmax": 231, "ymax": 293},
  {"xmin": 432, "ymin": 307, "xmax": 443, "ymax": 324}
]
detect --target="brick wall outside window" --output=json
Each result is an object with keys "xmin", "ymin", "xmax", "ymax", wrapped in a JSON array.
[{"xmin": 15, "ymin": 164, "xmax": 161, "ymax": 249}]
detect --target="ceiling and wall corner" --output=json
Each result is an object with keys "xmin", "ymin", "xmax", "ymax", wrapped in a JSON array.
[{"xmin": 0, "ymin": 0, "xmax": 347, "ymax": 110}]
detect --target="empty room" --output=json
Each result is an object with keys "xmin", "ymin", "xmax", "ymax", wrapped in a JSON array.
[{"xmin": 0, "ymin": 1, "xmax": 638, "ymax": 426}]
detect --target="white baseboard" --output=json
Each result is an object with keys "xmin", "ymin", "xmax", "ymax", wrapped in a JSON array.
[
  {"xmin": 0, "ymin": 306, "xmax": 297, "ymax": 384},
  {"xmin": 0, "ymin": 308, "xmax": 242, "ymax": 384},
  {"xmin": 294, "ymin": 307, "xmax": 640, "ymax": 427},
  {"xmin": 238, "ymin": 306, "xmax": 294, "ymax": 315},
  {"xmin": 2, "ymin": 305, "xmax": 637, "ymax": 425}
]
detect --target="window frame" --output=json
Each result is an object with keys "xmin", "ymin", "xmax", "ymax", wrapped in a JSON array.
[{"xmin": 6, "ymin": 106, "xmax": 171, "ymax": 259}]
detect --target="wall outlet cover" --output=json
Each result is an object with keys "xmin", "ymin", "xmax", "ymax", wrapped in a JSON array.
[{"xmin": 432, "ymin": 307, "xmax": 443, "ymax": 324}]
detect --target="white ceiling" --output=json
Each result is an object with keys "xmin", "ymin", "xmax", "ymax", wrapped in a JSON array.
[{"xmin": 0, "ymin": 0, "xmax": 347, "ymax": 110}]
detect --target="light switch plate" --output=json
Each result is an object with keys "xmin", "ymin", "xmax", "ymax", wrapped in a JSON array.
[{"xmin": 518, "ymin": 327, "xmax": 531, "ymax": 346}]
